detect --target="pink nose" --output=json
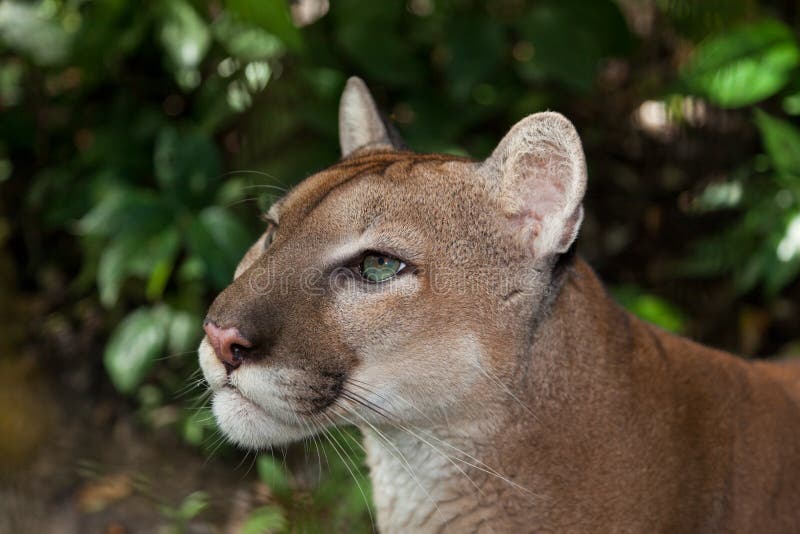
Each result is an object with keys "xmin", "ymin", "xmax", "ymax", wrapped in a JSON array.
[{"xmin": 203, "ymin": 319, "xmax": 253, "ymax": 371}]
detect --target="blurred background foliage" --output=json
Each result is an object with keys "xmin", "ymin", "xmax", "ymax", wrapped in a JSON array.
[{"xmin": 2, "ymin": 0, "xmax": 800, "ymax": 531}]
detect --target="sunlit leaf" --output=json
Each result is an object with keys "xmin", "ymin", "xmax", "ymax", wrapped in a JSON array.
[
  {"xmin": 167, "ymin": 309, "xmax": 202, "ymax": 355},
  {"xmin": 178, "ymin": 491, "xmax": 209, "ymax": 520},
  {"xmin": 104, "ymin": 307, "xmax": 168, "ymax": 394},
  {"xmin": 754, "ymin": 110, "xmax": 800, "ymax": 177},
  {"xmin": 213, "ymin": 14, "xmax": 285, "ymax": 61},
  {"xmin": 0, "ymin": 1, "xmax": 72, "ymax": 66},
  {"xmin": 225, "ymin": 0, "xmax": 301, "ymax": 51},
  {"xmin": 242, "ymin": 505, "xmax": 288, "ymax": 534},
  {"xmin": 612, "ymin": 286, "xmax": 687, "ymax": 333},
  {"xmin": 681, "ymin": 19, "xmax": 800, "ymax": 107},
  {"xmin": 159, "ymin": 0, "xmax": 211, "ymax": 70}
]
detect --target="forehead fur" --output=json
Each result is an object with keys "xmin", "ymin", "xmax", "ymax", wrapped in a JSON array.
[{"xmin": 275, "ymin": 150, "xmax": 473, "ymax": 232}]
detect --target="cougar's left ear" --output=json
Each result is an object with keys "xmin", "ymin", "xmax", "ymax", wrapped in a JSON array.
[
  {"xmin": 483, "ymin": 112, "xmax": 587, "ymax": 258},
  {"xmin": 339, "ymin": 76, "xmax": 404, "ymax": 157}
]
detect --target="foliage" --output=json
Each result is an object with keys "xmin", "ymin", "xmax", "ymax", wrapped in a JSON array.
[
  {"xmin": 679, "ymin": 17, "xmax": 800, "ymax": 296},
  {"xmin": 247, "ymin": 429, "xmax": 374, "ymax": 533},
  {"xmin": 159, "ymin": 491, "xmax": 210, "ymax": 533}
]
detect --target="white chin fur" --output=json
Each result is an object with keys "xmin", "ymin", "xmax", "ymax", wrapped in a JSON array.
[
  {"xmin": 199, "ymin": 338, "xmax": 310, "ymax": 448},
  {"xmin": 212, "ymin": 387, "xmax": 308, "ymax": 448}
]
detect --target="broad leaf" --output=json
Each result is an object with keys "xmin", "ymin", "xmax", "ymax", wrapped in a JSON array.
[
  {"xmin": 187, "ymin": 207, "xmax": 254, "ymax": 288},
  {"xmin": 682, "ymin": 19, "xmax": 800, "ymax": 107},
  {"xmin": 242, "ymin": 505, "xmax": 288, "ymax": 534},
  {"xmin": 159, "ymin": 0, "xmax": 211, "ymax": 69},
  {"xmin": 213, "ymin": 14, "xmax": 285, "ymax": 61},
  {"xmin": 79, "ymin": 189, "xmax": 170, "ymax": 238},
  {"xmin": 97, "ymin": 226, "xmax": 179, "ymax": 307},
  {"xmin": 225, "ymin": 0, "xmax": 301, "ymax": 51},
  {"xmin": 754, "ymin": 110, "xmax": 800, "ymax": 178},
  {"xmin": 612, "ymin": 286, "xmax": 686, "ymax": 333},
  {"xmin": 167, "ymin": 309, "xmax": 202, "ymax": 354},
  {"xmin": 104, "ymin": 307, "xmax": 168, "ymax": 394},
  {"xmin": 0, "ymin": 1, "xmax": 72, "ymax": 66}
]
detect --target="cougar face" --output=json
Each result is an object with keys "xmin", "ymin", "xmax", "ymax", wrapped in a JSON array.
[{"xmin": 199, "ymin": 77, "xmax": 586, "ymax": 449}]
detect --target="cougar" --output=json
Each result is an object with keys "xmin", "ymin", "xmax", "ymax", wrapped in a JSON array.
[{"xmin": 198, "ymin": 77, "xmax": 800, "ymax": 532}]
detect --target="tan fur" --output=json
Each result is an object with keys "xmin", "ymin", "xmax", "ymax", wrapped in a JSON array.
[{"xmin": 198, "ymin": 78, "xmax": 800, "ymax": 532}]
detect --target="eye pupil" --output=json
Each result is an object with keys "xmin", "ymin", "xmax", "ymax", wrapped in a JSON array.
[{"xmin": 360, "ymin": 254, "xmax": 405, "ymax": 283}]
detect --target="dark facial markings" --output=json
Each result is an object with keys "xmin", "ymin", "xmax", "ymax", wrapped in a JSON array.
[{"xmin": 302, "ymin": 370, "xmax": 346, "ymax": 415}]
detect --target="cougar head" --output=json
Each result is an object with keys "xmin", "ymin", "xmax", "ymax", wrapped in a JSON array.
[{"xmin": 198, "ymin": 77, "xmax": 587, "ymax": 448}]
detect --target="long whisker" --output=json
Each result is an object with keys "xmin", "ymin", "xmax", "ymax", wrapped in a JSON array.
[
  {"xmin": 467, "ymin": 361, "xmax": 542, "ymax": 425},
  {"xmin": 347, "ymin": 379, "xmax": 439, "ymax": 427},
  {"xmin": 314, "ymin": 412, "xmax": 377, "ymax": 533},
  {"xmin": 344, "ymin": 382, "xmax": 537, "ymax": 497},
  {"xmin": 333, "ymin": 402, "xmax": 448, "ymax": 526},
  {"xmin": 218, "ymin": 169, "xmax": 288, "ymax": 187},
  {"xmin": 153, "ymin": 350, "xmax": 200, "ymax": 362}
]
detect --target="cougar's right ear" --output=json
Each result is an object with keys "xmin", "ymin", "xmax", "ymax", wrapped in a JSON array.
[{"xmin": 338, "ymin": 76, "xmax": 404, "ymax": 157}]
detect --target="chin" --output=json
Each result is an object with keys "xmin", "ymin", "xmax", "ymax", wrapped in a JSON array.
[{"xmin": 212, "ymin": 387, "xmax": 309, "ymax": 448}]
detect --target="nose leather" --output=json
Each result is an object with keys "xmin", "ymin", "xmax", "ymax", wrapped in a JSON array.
[{"xmin": 203, "ymin": 319, "xmax": 253, "ymax": 370}]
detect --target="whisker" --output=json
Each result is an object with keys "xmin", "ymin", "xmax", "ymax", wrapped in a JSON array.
[
  {"xmin": 343, "ymin": 381, "xmax": 537, "ymax": 497},
  {"xmin": 152, "ymin": 350, "xmax": 199, "ymax": 362},
  {"xmin": 315, "ymin": 412, "xmax": 377, "ymax": 533},
  {"xmin": 218, "ymin": 169, "xmax": 288, "ymax": 187},
  {"xmin": 334, "ymin": 404, "xmax": 447, "ymax": 526}
]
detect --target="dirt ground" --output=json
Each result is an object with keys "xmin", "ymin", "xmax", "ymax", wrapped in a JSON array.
[{"xmin": 0, "ymin": 360, "xmax": 270, "ymax": 534}]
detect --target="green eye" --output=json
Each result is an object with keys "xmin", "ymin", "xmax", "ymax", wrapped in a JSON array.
[{"xmin": 360, "ymin": 253, "xmax": 405, "ymax": 283}]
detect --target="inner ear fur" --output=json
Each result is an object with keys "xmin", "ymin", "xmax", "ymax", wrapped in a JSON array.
[
  {"xmin": 338, "ymin": 76, "xmax": 404, "ymax": 157},
  {"xmin": 482, "ymin": 112, "xmax": 587, "ymax": 258}
]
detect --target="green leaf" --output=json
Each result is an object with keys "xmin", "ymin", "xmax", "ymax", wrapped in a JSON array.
[
  {"xmin": 242, "ymin": 505, "xmax": 287, "ymax": 534},
  {"xmin": 754, "ymin": 110, "xmax": 800, "ymax": 178},
  {"xmin": 187, "ymin": 207, "xmax": 254, "ymax": 288},
  {"xmin": 154, "ymin": 127, "xmax": 221, "ymax": 206},
  {"xmin": 78, "ymin": 189, "xmax": 171, "ymax": 238},
  {"xmin": 681, "ymin": 19, "xmax": 800, "ymax": 108},
  {"xmin": 256, "ymin": 455, "xmax": 291, "ymax": 498},
  {"xmin": 97, "ymin": 227, "xmax": 180, "ymax": 307},
  {"xmin": 182, "ymin": 407, "xmax": 214, "ymax": 446},
  {"xmin": 213, "ymin": 14, "xmax": 285, "ymax": 61},
  {"xmin": 178, "ymin": 491, "xmax": 209, "ymax": 520},
  {"xmin": 104, "ymin": 307, "xmax": 168, "ymax": 394},
  {"xmin": 225, "ymin": 0, "xmax": 302, "ymax": 51},
  {"xmin": 159, "ymin": 0, "xmax": 211, "ymax": 70},
  {"xmin": 167, "ymin": 309, "xmax": 202, "ymax": 355},
  {"xmin": 0, "ymin": 1, "xmax": 72, "ymax": 66},
  {"xmin": 612, "ymin": 286, "xmax": 687, "ymax": 333}
]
